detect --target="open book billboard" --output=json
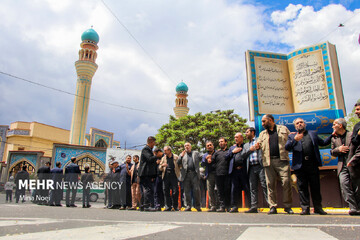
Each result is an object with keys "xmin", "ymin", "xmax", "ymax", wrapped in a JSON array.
[{"xmin": 246, "ymin": 42, "xmax": 346, "ymax": 134}]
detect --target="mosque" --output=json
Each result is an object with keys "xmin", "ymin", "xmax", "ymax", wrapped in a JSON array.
[
  {"xmin": 0, "ymin": 29, "xmax": 120, "ymax": 181},
  {"xmin": 0, "ymin": 28, "xmax": 190, "ymax": 182}
]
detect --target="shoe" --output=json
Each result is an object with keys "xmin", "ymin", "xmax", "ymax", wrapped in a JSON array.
[
  {"xmin": 139, "ymin": 207, "xmax": 144, "ymax": 211},
  {"xmin": 164, "ymin": 207, "xmax": 172, "ymax": 211},
  {"xmin": 268, "ymin": 207, "xmax": 277, "ymax": 214},
  {"xmin": 107, "ymin": 205, "xmax": 117, "ymax": 209},
  {"xmin": 184, "ymin": 207, "xmax": 192, "ymax": 211},
  {"xmin": 207, "ymin": 207, "xmax": 217, "ymax": 212},
  {"xmin": 82, "ymin": 205, "xmax": 86, "ymax": 208},
  {"xmin": 49, "ymin": 204, "xmax": 55, "ymax": 206},
  {"xmin": 195, "ymin": 207, "xmax": 202, "ymax": 212},
  {"xmin": 70, "ymin": 204, "xmax": 77, "ymax": 208},
  {"xmin": 314, "ymin": 208, "xmax": 327, "ymax": 215},
  {"xmin": 245, "ymin": 208, "xmax": 258, "ymax": 213},
  {"xmin": 229, "ymin": 207, "xmax": 238, "ymax": 213},
  {"xmin": 144, "ymin": 207, "xmax": 156, "ymax": 212},
  {"xmin": 56, "ymin": 204, "xmax": 62, "ymax": 207},
  {"xmin": 128, "ymin": 207, "xmax": 136, "ymax": 210},
  {"xmin": 119, "ymin": 206, "xmax": 126, "ymax": 210},
  {"xmin": 66, "ymin": 205, "xmax": 70, "ymax": 207},
  {"xmin": 300, "ymin": 208, "xmax": 310, "ymax": 215},
  {"xmin": 217, "ymin": 207, "xmax": 225, "ymax": 212},
  {"xmin": 87, "ymin": 205, "xmax": 91, "ymax": 208},
  {"xmin": 284, "ymin": 208, "xmax": 294, "ymax": 214},
  {"xmin": 173, "ymin": 208, "xmax": 179, "ymax": 211},
  {"xmin": 155, "ymin": 207, "xmax": 161, "ymax": 211},
  {"xmin": 349, "ymin": 210, "xmax": 360, "ymax": 216}
]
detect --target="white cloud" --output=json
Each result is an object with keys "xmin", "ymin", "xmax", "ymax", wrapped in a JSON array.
[
  {"xmin": 1, "ymin": 0, "xmax": 358, "ymax": 148},
  {"xmin": 271, "ymin": 4, "xmax": 360, "ymax": 113},
  {"xmin": 271, "ymin": 4, "xmax": 304, "ymax": 25}
]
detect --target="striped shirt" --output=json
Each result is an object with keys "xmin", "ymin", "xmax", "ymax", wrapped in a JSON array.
[{"xmin": 249, "ymin": 138, "xmax": 259, "ymax": 165}]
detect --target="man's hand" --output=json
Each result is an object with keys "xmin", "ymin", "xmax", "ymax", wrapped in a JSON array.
[
  {"xmin": 180, "ymin": 150, "xmax": 186, "ymax": 157},
  {"xmin": 255, "ymin": 143, "xmax": 260, "ymax": 150},
  {"xmin": 358, "ymin": 129, "xmax": 360, "ymax": 136},
  {"xmin": 156, "ymin": 159, "xmax": 161, "ymax": 164},
  {"xmin": 338, "ymin": 144, "xmax": 350, "ymax": 153},
  {"xmin": 206, "ymin": 155, "xmax": 212, "ymax": 164},
  {"xmin": 232, "ymin": 147, "xmax": 242, "ymax": 154},
  {"xmin": 294, "ymin": 132, "xmax": 304, "ymax": 141},
  {"xmin": 250, "ymin": 146, "xmax": 256, "ymax": 151},
  {"xmin": 162, "ymin": 163, "xmax": 168, "ymax": 167}
]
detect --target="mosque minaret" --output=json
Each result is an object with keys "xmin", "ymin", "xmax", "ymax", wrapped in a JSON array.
[
  {"xmin": 173, "ymin": 82, "xmax": 189, "ymax": 118},
  {"xmin": 69, "ymin": 28, "xmax": 99, "ymax": 145}
]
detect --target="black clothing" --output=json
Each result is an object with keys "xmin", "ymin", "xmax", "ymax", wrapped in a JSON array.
[
  {"xmin": 15, "ymin": 170, "xmax": 30, "ymax": 203},
  {"xmin": 216, "ymin": 175, "xmax": 230, "ymax": 209},
  {"xmin": 212, "ymin": 148, "xmax": 230, "ymax": 176},
  {"xmin": 351, "ymin": 122, "xmax": 360, "ymax": 147},
  {"xmin": 132, "ymin": 162, "xmax": 139, "ymax": 184},
  {"xmin": 166, "ymin": 155, "xmax": 175, "ymax": 172},
  {"xmin": 138, "ymin": 145, "xmax": 158, "ymax": 178},
  {"xmin": 268, "ymin": 125, "xmax": 280, "ymax": 158},
  {"xmin": 187, "ymin": 152, "xmax": 195, "ymax": 171},
  {"xmin": 163, "ymin": 171, "xmax": 178, "ymax": 209},
  {"xmin": 301, "ymin": 131, "xmax": 316, "ymax": 167},
  {"xmin": 36, "ymin": 166, "xmax": 51, "ymax": 204}
]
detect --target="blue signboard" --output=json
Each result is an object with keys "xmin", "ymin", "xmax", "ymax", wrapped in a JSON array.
[
  {"xmin": 289, "ymin": 148, "xmax": 338, "ymax": 168},
  {"xmin": 254, "ymin": 109, "xmax": 344, "ymax": 135}
]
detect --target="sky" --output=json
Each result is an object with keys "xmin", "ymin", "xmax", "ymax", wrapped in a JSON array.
[{"xmin": 0, "ymin": 0, "xmax": 359, "ymax": 149}]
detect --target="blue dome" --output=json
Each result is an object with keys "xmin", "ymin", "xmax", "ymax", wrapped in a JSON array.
[
  {"xmin": 81, "ymin": 28, "xmax": 99, "ymax": 43},
  {"xmin": 176, "ymin": 82, "xmax": 188, "ymax": 92}
]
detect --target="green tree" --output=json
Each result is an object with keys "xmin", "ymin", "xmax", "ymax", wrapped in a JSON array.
[
  {"xmin": 346, "ymin": 99, "xmax": 360, "ymax": 132},
  {"xmin": 155, "ymin": 110, "xmax": 248, "ymax": 154}
]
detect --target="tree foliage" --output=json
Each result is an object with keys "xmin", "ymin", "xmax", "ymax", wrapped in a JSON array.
[
  {"xmin": 155, "ymin": 110, "xmax": 248, "ymax": 154},
  {"xmin": 346, "ymin": 99, "xmax": 360, "ymax": 132}
]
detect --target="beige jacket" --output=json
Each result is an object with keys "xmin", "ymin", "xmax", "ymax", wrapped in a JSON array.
[
  {"xmin": 159, "ymin": 154, "xmax": 180, "ymax": 180},
  {"xmin": 257, "ymin": 124, "xmax": 290, "ymax": 167}
]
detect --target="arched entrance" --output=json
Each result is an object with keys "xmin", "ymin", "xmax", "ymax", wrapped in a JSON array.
[
  {"xmin": 8, "ymin": 159, "xmax": 36, "ymax": 179},
  {"xmin": 65, "ymin": 154, "xmax": 105, "ymax": 179},
  {"xmin": 95, "ymin": 139, "xmax": 107, "ymax": 148}
]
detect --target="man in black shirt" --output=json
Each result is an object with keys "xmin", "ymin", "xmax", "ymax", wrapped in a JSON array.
[
  {"xmin": 138, "ymin": 136, "xmax": 162, "ymax": 211},
  {"xmin": 212, "ymin": 137, "xmax": 231, "ymax": 212},
  {"xmin": 285, "ymin": 117, "xmax": 332, "ymax": 215},
  {"xmin": 159, "ymin": 146, "xmax": 180, "ymax": 211},
  {"xmin": 226, "ymin": 133, "xmax": 250, "ymax": 212},
  {"xmin": 201, "ymin": 141, "xmax": 217, "ymax": 212},
  {"xmin": 36, "ymin": 161, "xmax": 51, "ymax": 205},
  {"xmin": 347, "ymin": 102, "xmax": 360, "ymax": 208}
]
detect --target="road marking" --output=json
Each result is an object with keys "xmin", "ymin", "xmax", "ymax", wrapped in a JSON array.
[
  {"xmin": 237, "ymin": 227, "xmax": 338, "ymax": 240},
  {"xmin": 0, "ymin": 223, "xmax": 179, "ymax": 240},
  {"xmin": 0, "ymin": 218, "xmax": 62, "ymax": 227},
  {"xmin": 0, "ymin": 217, "xmax": 359, "ymax": 228}
]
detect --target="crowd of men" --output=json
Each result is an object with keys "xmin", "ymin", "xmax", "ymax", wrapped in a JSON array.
[
  {"xmin": 105, "ymin": 101, "xmax": 360, "ymax": 215},
  {"xmin": 8, "ymin": 101, "xmax": 360, "ymax": 215}
]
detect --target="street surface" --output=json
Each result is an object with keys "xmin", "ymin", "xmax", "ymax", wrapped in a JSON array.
[{"xmin": 0, "ymin": 193, "xmax": 359, "ymax": 240}]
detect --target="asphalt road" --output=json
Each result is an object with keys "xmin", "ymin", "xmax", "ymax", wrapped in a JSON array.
[{"xmin": 0, "ymin": 193, "xmax": 360, "ymax": 240}]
